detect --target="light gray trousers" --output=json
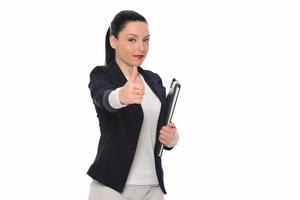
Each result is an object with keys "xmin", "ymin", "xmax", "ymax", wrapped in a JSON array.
[{"xmin": 88, "ymin": 180, "xmax": 164, "ymax": 200}]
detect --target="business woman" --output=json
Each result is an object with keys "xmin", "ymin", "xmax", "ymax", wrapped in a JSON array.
[{"xmin": 87, "ymin": 10, "xmax": 179, "ymax": 200}]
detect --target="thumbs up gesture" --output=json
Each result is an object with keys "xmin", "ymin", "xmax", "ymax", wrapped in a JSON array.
[{"xmin": 119, "ymin": 66, "xmax": 145, "ymax": 105}]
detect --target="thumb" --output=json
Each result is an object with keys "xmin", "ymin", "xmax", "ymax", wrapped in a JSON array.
[
  {"xmin": 130, "ymin": 66, "xmax": 138, "ymax": 83},
  {"xmin": 168, "ymin": 123, "xmax": 176, "ymax": 128}
]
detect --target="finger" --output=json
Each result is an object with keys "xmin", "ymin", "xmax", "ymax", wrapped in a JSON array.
[
  {"xmin": 161, "ymin": 126, "xmax": 169, "ymax": 130},
  {"xmin": 131, "ymin": 98, "xmax": 142, "ymax": 104},
  {"xmin": 161, "ymin": 126, "xmax": 170, "ymax": 131},
  {"xmin": 159, "ymin": 137, "xmax": 170, "ymax": 145},
  {"xmin": 159, "ymin": 137, "xmax": 166, "ymax": 144},
  {"xmin": 159, "ymin": 134, "xmax": 169, "ymax": 141},
  {"xmin": 133, "ymin": 100, "xmax": 142, "ymax": 104},
  {"xmin": 159, "ymin": 135, "xmax": 168, "ymax": 142},
  {"xmin": 160, "ymin": 130, "xmax": 175, "ymax": 140},
  {"xmin": 168, "ymin": 123, "xmax": 176, "ymax": 128},
  {"xmin": 132, "ymin": 88, "xmax": 145, "ymax": 95},
  {"xmin": 162, "ymin": 126, "xmax": 173, "ymax": 132},
  {"xmin": 160, "ymin": 130, "xmax": 171, "ymax": 137},
  {"xmin": 132, "ymin": 96, "xmax": 143, "ymax": 104},
  {"xmin": 130, "ymin": 66, "xmax": 138, "ymax": 83},
  {"xmin": 131, "ymin": 94, "xmax": 144, "ymax": 100},
  {"xmin": 133, "ymin": 99, "xmax": 143, "ymax": 104},
  {"xmin": 132, "ymin": 84, "xmax": 144, "ymax": 92},
  {"xmin": 163, "ymin": 125, "xmax": 177, "ymax": 132}
]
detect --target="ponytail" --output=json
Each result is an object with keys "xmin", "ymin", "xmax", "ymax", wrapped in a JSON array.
[{"xmin": 105, "ymin": 27, "xmax": 115, "ymax": 65}]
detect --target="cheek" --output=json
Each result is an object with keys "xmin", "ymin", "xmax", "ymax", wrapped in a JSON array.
[
  {"xmin": 117, "ymin": 45, "xmax": 131, "ymax": 58},
  {"xmin": 127, "ymin": 46, "xmax": 135, "ymax": 54},
  {"xmin": 144, "ymin": 44, "xmax": 149, "ymax": 53}
]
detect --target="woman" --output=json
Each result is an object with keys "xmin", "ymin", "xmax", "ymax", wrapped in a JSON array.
[{"xmin": 87, "ymin": 10, "xmax": 179, "ymax": 200}]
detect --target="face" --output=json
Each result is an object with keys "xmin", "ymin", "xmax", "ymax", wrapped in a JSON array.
[{"xmin": 110, "ymin": 21, "xmax": 150, "ymax": 68}]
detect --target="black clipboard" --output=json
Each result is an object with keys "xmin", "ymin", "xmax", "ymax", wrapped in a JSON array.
[{"xmin": 158, "ymin": 78, "xmax": 181, "ymax": 157}]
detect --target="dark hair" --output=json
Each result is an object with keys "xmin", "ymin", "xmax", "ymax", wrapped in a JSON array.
[{"xmin": 105, "ymin": 10, "xmax": 147, "ymax": 65}]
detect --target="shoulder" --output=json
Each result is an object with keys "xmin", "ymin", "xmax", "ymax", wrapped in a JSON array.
[
  {"xmin": 89, "ymin": 66, "xmax": 112, "ymax": 81},
  {"xmin": 89, "ymin": 65, "xmax": 107, "ymax": 76}
]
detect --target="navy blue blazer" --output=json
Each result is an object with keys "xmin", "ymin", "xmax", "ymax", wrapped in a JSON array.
[{"xmin": 87, "ymin": 59, "xmax": 172, "ymax": 194}]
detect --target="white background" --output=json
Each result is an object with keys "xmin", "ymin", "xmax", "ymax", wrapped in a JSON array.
[{"xmin": 0, "ymin": 0, "xmax": 299, "ymax": 199}]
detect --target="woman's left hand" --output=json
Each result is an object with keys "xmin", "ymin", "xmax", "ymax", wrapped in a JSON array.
[{"xmin": 159, "ymin": 123, "xmax": 177, "ymax": 146}]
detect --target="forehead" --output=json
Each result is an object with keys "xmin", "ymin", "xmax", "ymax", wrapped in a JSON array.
[{"xmin": 120, "ymin": 21, "xmax": 149, "ymax": 36}]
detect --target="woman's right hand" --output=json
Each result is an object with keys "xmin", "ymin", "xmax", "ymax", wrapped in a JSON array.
[{"xmin": 118, "ymin": 66, "xmax": 145, "ymax": 105}]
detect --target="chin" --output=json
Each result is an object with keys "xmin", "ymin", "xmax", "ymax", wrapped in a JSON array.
[{"xmin": 132, "ymin": 61, "xmax": 144, "ymax": 66}]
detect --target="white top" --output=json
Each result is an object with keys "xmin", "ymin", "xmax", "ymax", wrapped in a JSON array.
[{"xmin": 108, "ymin": 74, "xmax": 179, "ymax": 185}]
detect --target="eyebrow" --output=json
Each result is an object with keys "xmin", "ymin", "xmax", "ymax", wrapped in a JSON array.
[{"xmin": 127, "ymin": 34, "xmax": 150, "ymax": 38}]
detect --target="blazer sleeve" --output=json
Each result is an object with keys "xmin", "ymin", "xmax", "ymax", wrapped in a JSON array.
[{"xmin": 88, "ymin": 66, "xmax": 118, "ymax": 113}]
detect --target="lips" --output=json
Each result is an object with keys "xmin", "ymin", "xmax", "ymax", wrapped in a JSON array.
[{"xmin": 133, "ymin": 55, "xmax": 144, "ymax": 59}]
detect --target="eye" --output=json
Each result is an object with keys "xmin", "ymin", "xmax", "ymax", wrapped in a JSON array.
[
  {"xmin": 143, "ymin": 38, "xmax": 150, "ymax": 43},
  {"xmin": 128, "ymin": 38, "xmax": 136, "ymax": 43}
]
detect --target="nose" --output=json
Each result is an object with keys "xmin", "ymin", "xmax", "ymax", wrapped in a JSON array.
[{"xmin": 137, "ymin": 40, "xmax": 146, "ymax": 52}]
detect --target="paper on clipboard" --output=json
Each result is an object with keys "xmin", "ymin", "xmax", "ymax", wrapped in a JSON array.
[{"xmin": 158, "ymin": 78, "xmax": 181, "ymax": 157}]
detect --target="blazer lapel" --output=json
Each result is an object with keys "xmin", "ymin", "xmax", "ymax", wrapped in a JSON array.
[
  {"xmin": 139, "ymin": 68, "xmax": 165, "ymax": 104},
  {"xmin": 107, "ymin": 59, "xmax": 127, "ymax": 87}
]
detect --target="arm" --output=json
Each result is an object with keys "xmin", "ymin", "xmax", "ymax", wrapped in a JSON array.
[
  {"xmin": 88, "ymin": 66, "xmax": 119, "ymax": 113},
  {"xmin": 90, "ymin": 65, "xmax": 144, "ymax": 112}
]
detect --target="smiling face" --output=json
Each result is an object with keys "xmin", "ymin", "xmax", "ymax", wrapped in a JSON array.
[{"xmin": 110, "ymin": 21, "xmax": 150, "ymax": 69}]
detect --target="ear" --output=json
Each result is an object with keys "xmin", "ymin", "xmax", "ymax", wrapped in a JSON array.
[{"xmin": 109, "ymin": 35, "xmax": 117, "ymax": 49}]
